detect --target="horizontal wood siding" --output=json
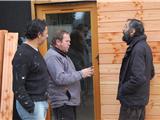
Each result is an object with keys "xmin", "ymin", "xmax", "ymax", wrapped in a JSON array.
[{"xmin": 97, "ymin": 1, "xmax": 160, "ymax": 120}]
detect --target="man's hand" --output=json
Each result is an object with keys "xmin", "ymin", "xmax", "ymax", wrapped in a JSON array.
[{"xmin": 81, "ymin": 66, "xmax": 94, "ymax": 78}]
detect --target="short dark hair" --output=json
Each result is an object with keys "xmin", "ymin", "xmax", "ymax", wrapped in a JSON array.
[
  {"xmin": 127, "ymin": 19, "xmax": 144, "ymax": 36},
  {"xmin": 25, "ymin": 19, "xmax": 47, "ymax": 40},
  {"xmin": 51, "ymin": 30, "xmax": 69, "ymax": 46}
]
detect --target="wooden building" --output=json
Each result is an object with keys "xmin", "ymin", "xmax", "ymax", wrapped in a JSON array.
[
  {"xmin": 0, "ymin": 0, "xmax": 160, "ymax": 120},
  {"xmin": 32, "ymin": 0, "xmax": 160, "ymax": 120}
]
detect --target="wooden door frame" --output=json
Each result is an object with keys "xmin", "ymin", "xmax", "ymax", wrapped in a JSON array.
[{"xmin": 32, "ymin": 2, "xmax": 101, "ymax": 120}]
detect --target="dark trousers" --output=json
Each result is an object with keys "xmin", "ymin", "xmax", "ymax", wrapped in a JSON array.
[
  {"xmin": 53, "ymin": 105, "xmax": 76, "ymax": 120},
  {"xmin": 119, "ymin": 105, "xmax": 145, "ymax": 120}
]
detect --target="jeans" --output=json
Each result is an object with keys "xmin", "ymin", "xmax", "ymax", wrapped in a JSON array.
[{"xmin": 16, "ymin": 100, "xmax": 48, "ymax": 120}]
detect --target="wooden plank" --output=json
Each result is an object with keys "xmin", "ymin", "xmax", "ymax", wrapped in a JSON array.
[
  {"xmin": 101, "ymin": 104, "xmax": 160, "ymax": 116},
  {"xmin": 0, "ymin": 33, "xmax": 18, "ymax": 120},
  {"xmin": 100, "ymin": 84, "xmax": 118, "ymax": 95},
  {"xmin": 100, "ymin": 74, "xmax": 119, "ymax": 85},
  {"xmin": 146, "ymin": 104, "xmax": 160, "ymax": 116},
  {"xmin": 101, "ymin": 95, "xmax": 119, "ymax": 105},
  {"xmin": 145, "ymin": 115, "xmax": 160, "ymax": 120},
  {"xmin": 99, "ymin": 52, "xmax": 160, "ymax": 64},
  {"xmin": 99, "ymin": 64, "xmax": 160, "ymax": 74},
  {"xmin": 100, "ymin": 84, "xmax": 160, "ymax": 95},
  {"xmin": 99, "ymin": 41, "xmax": 160, "ymax": 54},
  {"xmin": 100, "ymin": 74, "xmax": 160, "ymax": 85},
  {"xmin": 148, "ymin": 95, "xmax": 160, "ymax": 106},
  {"xmin": 150, "ymin": 74, "xmax": 160, "ymax": 85},
  {"xmin": 0, "ymin": 30, "xmax": 7, "ymax": 107},
  {"xmin": 101, "ymin": 114, "xmax": 160, "ymax": 120},
  {"xmin": 97, "ymin": 2, "xmax": 160, "ymax": 12},
  {"xmin": 101, "ymin": 104, "xmax": 120, "ymax": 115},
  {"xmin": 102, "ymin": 105, "xmax": 160, "ymax": 116},
  {"xmin": 99, "ymin": 42, "xmax": 127, "ymax": 54},
  {"xmin": 98, "ymin": 21, "xmax": 160, "ymax": 32},
  {"xmin": 98, "ymin": 31, "xmax": 160, "ymax": 43},
  {"xmin": 98, "ymin": 9, "xmax": 160, "ymax": 22},
  {"xmin": 101, "ymin": 94, "xmax": 160, "ymax": 105},
  {"xmin": 99, "ymin": 53, "xmax": 124, "ymax": 64},
  {"xmin": 101, "ymin": 114, "xmax": 118, "ymax": 120},
  {"xmin": 100, "ymin": 64, "xmax": 121, "ymax": 74}
]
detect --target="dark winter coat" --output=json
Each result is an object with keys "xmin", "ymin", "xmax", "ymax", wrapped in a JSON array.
[{"xmin": 117, "ymin": 34, "xmax": 155, "ymax": 107}]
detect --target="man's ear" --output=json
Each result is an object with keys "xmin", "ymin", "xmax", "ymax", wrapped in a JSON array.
[
  {"xmin": 38, "ymin": 32, "xmax": 42, "ymax": 38},
  {"xmin": 130, "ymin": 28, "xmax": 135, "ymax": 37},
  {"xmin": 56, "ymin": 39, "xmax": 61, "ymax": 46}
]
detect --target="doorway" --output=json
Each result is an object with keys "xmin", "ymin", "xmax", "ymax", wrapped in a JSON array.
[{"xmin": 34, "ymin": 2, "xmax": 100, "ymax": 120}]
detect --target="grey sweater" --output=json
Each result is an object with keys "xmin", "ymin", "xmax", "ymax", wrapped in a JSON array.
[{"xmin": 44, "ymin": 48, "xmax": 83, "ymax": 108}]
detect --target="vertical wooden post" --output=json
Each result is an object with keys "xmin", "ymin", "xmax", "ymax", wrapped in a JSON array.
[
  {"xmin": 0, "ymin": 32, "xmax": 18, "ymax": 120},
  {"xmin": 0, "ymin": 30, "xmax": 7, "ymax": 105}
]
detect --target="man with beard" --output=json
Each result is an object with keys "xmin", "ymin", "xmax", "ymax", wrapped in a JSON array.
[{"xmin": 117, "ymin": 19, "xmax": 155, "ymax": 120}]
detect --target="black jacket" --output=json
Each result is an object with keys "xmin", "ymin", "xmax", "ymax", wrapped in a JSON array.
[
  {"xmin": 12, "ymin": 44, "xmax": 50, "ymax": 113},
  {"xmin": 117, "ymin": 35, "xmax": 155, "ymax": 107}
]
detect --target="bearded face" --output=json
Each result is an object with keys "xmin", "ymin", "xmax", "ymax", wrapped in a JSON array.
[
  {"xmin": 122, "ymin": 30, "xmax": 133, "ymax": 45},
  {"xmin": 122, "ymin": 21, "xmax": 135, "ymax": 45}
]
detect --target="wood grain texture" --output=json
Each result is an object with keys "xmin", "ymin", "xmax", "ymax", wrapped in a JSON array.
[
  {"xmin": 98, "ymin": 31, "xmax": 160, "ymax": 43},
  {"xmin": 98, "ymin": 20, "xmax": 160, "ymax": 32},
  {"xmin": 99, "ymin": 63, "xmax": 160, "ymax": 74},
  {"xmin": 97, "ymin": 1, "xmax": 160, "ymax": 119},
  {"xmin": 98, "ymin": 9, "xmax": 160, "ymax": 22},
  {"xmin": 99, "ymin": 52, "xmax": 160, "ymax": 64},
  {"xmin": 0, "ymin": 33, "xmax": 18, "ymax": 120},
  {"xmin": 99, "ymin": 41, "xmax": 160, "ymax": 54},
  {"xmin": 97, "ymin": 2, "xmax": 160, "ymax": 12},
  {"xmin": 100, "ymin": 74, "xmax": 160, "ymax": 85},
  {"xmin": 0, "ymin": 30, "xmax": 7, "ymax": 106}
]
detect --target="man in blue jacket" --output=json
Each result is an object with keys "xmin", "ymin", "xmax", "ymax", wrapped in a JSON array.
[{"xmin": 117, "ymin": 19, "xmax": 155, "ymax": 120}]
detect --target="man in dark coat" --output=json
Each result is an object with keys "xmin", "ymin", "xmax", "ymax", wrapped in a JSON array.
[{"xmin": 117, "ymin": 19, "xmax": 155, "ymax": 120}]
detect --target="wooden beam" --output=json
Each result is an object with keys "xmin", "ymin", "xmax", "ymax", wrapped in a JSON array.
[
  {"xmin": 0, "ymin": 30, "xmax": 7, "ymax": 108},
  {"xmin": 0, "ymin": 33, "xmax": 18, "ymax": 120}
]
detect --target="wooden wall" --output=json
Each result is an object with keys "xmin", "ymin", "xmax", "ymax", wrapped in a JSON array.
[{"xmin": 97, "ymin": 1, "xmax": 160, "ymax": 120}]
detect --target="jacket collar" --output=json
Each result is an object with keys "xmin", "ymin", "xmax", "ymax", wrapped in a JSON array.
[
  {"xmin": 53, "ymin": 47, "xmax": 67, "ymax": 57},
  {"xmin": 126, "ymin": 34, "xmax": 147, "ymax": 54},
  {"xmin": 129, "ymin": 34, "xmax": 147, "ymax": 47}
]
